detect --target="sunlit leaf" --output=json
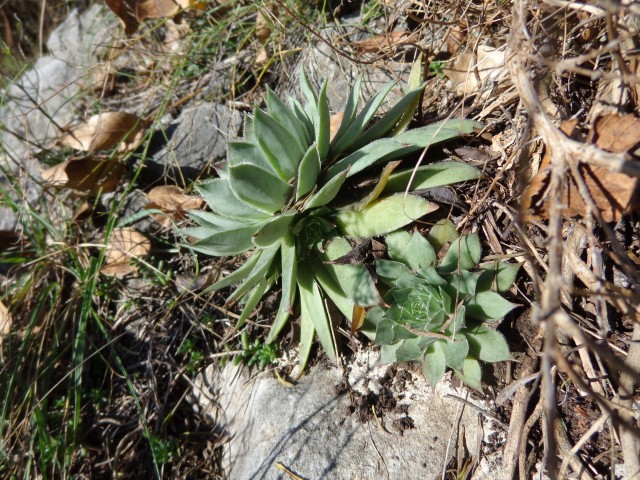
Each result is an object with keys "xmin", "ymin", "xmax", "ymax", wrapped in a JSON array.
[
  {"xmin": 336, "ymin": 194, "xmax": 438, "ymax": 238},
  {"xmin": 383, "ymin": 162, "xmax": 481, "ymax": 194},
  {"xmin": 304, "ymin": 168, "xmax": 348, "ymax": 210},
  {"xmin": 298, "ymin": 265, "xmax": 337, "ymax": 363}
]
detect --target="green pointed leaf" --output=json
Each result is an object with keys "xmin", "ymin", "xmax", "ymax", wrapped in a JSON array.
[
  {"xmin": 202, "ymin": 251, "xmax": 261, "ymax": 293},
  {"xmin": 253, "ymin": 108, "xmax": 304, "ymax": 181},
  {"xmin": 227, "ymin": 243, "xmax": 280, "ymax": 303},
  {"xmin": 330, "ymin": 76, "xmax": 362, "ymax": 147},
  {"xmin": 386, "ymin": 230, "xmax": 436, "ymax": 270},
  {"xmin": 428, "ymin": 219, "xmax": 458, "ymax": 252},
  {"xmin": 236, "ymin": 279, "xmax": 271, "ymax": 328},
  {"xmin": 394, "ymin": 119, "xmax": 481, "ymax": 145},
  {"xmin": 465, "ymin": 326, "xmax": 511, "ymax": 362},
  {"xmin": 423, "ymin": 341, "xmax": 447, "ymax": 386},
  {"xmin": 384, "ymin": 161, "xmax": 481, "ymax": 193},
  {"xmin": 191, "ymin": 224, "xmax": 260, "ymax": 256},
  {"xmin": 298, "ymin": 303, "xmax": 315, "ymax": 371},
  {"xmin": 439, "ymin": 234, "xmax": 481, "ymax": 273},
  {"xmin": 228, "ymin": 141, "xmax": 275, "ymax": 172},
  {"xmin": 458, "ymin": 358, "xmax": 482, "ymax": 390},
  {"xmin": 440, "ymin": 337, "xmax": 469, "ymax": 371},
  {"xmin": 323, "ymin": 237, "xmax": 381, "ymax": 306},
  {"xmin": 229, "ymin": 164, "xmax": 293, "ymax": 214},
  {"xmin": 380, "ymin": 343, "xmax": 401, "ymax": 364},
  {"xmin": 243, "ymin": 112, "xmax": 255, "ymax": 143},
  {"xmin": 197, "ymin": 179, "xmax": 269, "ymax": 221},
  {"xmin": 252, "ymin": 211, "xmax": 296, "ymax": 247},
  {"xmin": 395, "ymin": 337, "xmax": 424, "ymax": 362},
  {"xmin": 446, "ymin": 270, "xmax": 480, "ymax": 297},
  {"xmin": 478, "ymin": 263, "xmax": 521, "ymax": 292},
  {"xmin": 390, "ymin": 55, "xmax": 423, "ymax": 136},
  {"xmin": 376, "ymin": 259, "xmax": 414, "ymax": 285},
  {"xmin": 298, "ymin": 265, "xmax": 337, "ymax": 363},
  {"xmin": 304, "ymin": 167, "xmax": 348, "ymax": 210},
  {"xmin": 316, "ymin": 82, "xmax": 330, "ymax": 161},
  {"xmin": 265, "ymin": 88, "xmax": 310, "ymax": 147},
  {"xmin": 296, "ymin": 145, "xmax": 321, "ymax": 200},
  {"xmin": 313, "ymin": 262, "xmax": 354, "ymax": 320},
  {"xmin": 466, "ymin": 291, "xmax": 517, "ymax": 321},
  {"xmin": 326, "ymin": 137, "xmax": 416, "ymax": 180},
  {"xmin": 349, "ymin": 83, "xmax": 426, "ymax": 152},
  {"xmin": 331, "ymin": 81, "xmax": 396, "ymax": 156},
  {"xmin": 336, "ymin": 194, "xmax": 438, "ymax": 238},
  {"xmin": 188, "ymin": 211, "xmax": 247, "ymax": 233},
  {"xmin": 290, "ymin": 97, "xmax": 314, "ymax": 141},
  {"xmin": 299, "ymin": 67, "xmax": 318, "ymax": 108},
  {"xmin": 268, "ymin": 233, "xmax": 298, "ymax": 342}
]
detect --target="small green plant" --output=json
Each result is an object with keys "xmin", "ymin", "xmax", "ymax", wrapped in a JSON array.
[
  {"xmin": 428, "ymin": 60, "xmax": 447, "ymax": 79},
  {"xmin": 234, "ymin": 332, "xmax": 279, "ymax": 369},
  {"xmin": 183, "ymin": 68, "xmax": 482, "ymax": 369},
  {"xmin": 364, "ymin": 227, "xmax": 519, "ymax": 389}
]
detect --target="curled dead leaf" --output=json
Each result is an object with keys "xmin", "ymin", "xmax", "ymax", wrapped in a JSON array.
[
  {"xmin": 101, "ymin": 228, "xmax": 151, "ymax": 277},
  {"xmin": 351, "ymin": 304, "xmax": 366, "ymax": 334},
  {"xmin": 146, "ymin": 185, "xmax": 204, "ymax": 226},
  {"xmin": 0, "ymin": 300, "xmax": 12, "ymax": 336},
  {"xmin": 444, "ymin": 45, "xmax": 507, "ymax": 97},
  {"xmin": 41, "ymin": 157, "xmax": 124, "ymax": 194},
  {"xmin": 523, "ymin": 115, "xmax": 640, "ymax": 222},
  {"xmin": 59, "ymin": 112, "xmax": 145, "ymax": 152},
  {"xmin": 106, "ymin": 0, "xmax": 206, "ymax": 35}
]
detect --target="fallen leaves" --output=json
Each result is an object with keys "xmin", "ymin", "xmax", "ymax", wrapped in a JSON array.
[
  {"xmin": 59, "ymin": 112, "xmax": 145, "ymax": 152},
  {"xmin": 523, "ymin": 115, "xmax": 640, "ymax": 222},
  {"xmin": 0, "ymin": 300, "xmax": 12, "ymax": 337},
  {"xmin": 106, "ymin": 0, "xmax": 205, "ymax": 35},
  {"xmin": 445, "ymin": 45, "xmax": 507, "ymax": 98},
  {"xmin": 101, "ymin": 228, "xmax": 151, "ymax": 276},
  {"xmin": 146, "ymin": 185, "xmax": 204, "ymax": 226},
  {"xmin": 41, "ymin": 157, "xmax": 125, "ymax": 194}
]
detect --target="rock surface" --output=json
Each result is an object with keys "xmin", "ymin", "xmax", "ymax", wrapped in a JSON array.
[
  {"xmin": 195, "ymin": 350, "xmax": 503, "ymax": 480},
  {"xmin": 0, "ymin": 4, "xmax": 115, "ymax": 230},
  {"xmin": 144, "ymin": 102, "xmax": 242, "ymax": 186}
]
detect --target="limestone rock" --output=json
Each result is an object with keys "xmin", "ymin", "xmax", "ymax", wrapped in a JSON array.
[
  {"xmin": 194, "ymin": 350, "xmax": 504, "ymax": 479},
  {"xmin": 143, "ymin": 102, "xmax": 242, "ymax": 186}
]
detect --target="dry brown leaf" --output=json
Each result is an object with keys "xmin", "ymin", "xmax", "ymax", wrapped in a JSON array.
[
  {"xmin": 0, "ymin": 300, "xmax": 12, "ymax": 336},
  {"xmin": 59, "ymin": 112, "xmax": 144, "ymax": 152},
  {"xmin": 445, "ymin": 45, "xmax": 507, "ymax": 97},
  {"xmin": 105, "ymin": 0, "xmax": 139, "ymax": 35},
  {"xmin": 41, "ymin": 157, "xmax": 124, "ymax": 194},
  {"xmin": 255, "ymin": 47, "xmax": 269, "ymax": 67},
  {"xmin": 105, "ymin": 0, "xmax": 203, "ymax": 35},
  {"xmin": 352, "ymin": 31, "xmax": 419, "ymax": 53},
  {"xmin": 101, "ymin": 228, "xmax": 151, "ymax": 277},
  {"xmin": 255, "ymin": 10, "xmax": 272, "ymax": 43},
  {"xmin": 446, "ymin": 24, "xmax": 466, "ymax": 56},
  {"xmin": 146, "ymin": 185, "xmax": 204, "ymax": 226},
  {"xmin": 523, "ymin": 116, "xmax": 640, "ymax": 222},
  {"xmin": 351, "ymin": 304, "xmax": 366, "ymax": 334},
  {"xmin": 329, "ymin": 112, "xmax": 344, "ymax": 143}
]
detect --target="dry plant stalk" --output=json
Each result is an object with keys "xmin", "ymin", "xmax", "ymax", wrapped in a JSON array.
[{"xmin": 507, "ymin": 1, "xmax": 640, "ymax": 479}]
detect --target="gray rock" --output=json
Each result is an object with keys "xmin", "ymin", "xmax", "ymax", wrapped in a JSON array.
[
  {"xmin": 194, "ymin": 350, "xmax": 503, "ymax": 480},
  {"xmin": 143, "ymin": 102, "xmax": 242, "ymax": 186},
  {"xmin": 0, "ymin": 4, "xmax": 116, "ymax": 230}
]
